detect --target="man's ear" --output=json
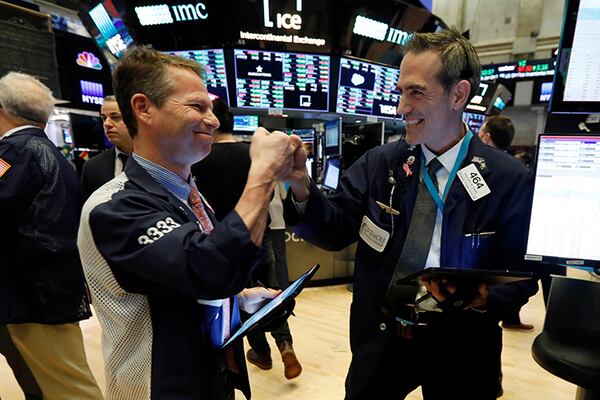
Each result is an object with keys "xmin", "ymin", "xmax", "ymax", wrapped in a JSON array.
[
  {"xmin": 130, "ymin": 93, "xmax": 153, "ymax": 126},
  {"xmin": 451, "ymin": 80, "xmax": 471, "ymax": 111}
]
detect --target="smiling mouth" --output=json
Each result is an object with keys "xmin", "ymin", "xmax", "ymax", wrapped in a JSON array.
[{"xmin": 405, "ymin": 119, "xmax": 424, "ymax": 127}]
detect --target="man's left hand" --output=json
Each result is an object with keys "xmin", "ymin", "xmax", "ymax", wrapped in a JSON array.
[{"xmin": 237, "ymin": 287, "xmax": 281, "ymax": 314}]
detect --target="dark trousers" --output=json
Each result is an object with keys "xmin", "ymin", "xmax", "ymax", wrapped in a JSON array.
[
  {"xmin": 346, "ymin": 312, "xmax": 502, "ymax": 400},
  {"xmin": 0, "ymin": 325, "xmax": 43, "ymax": 400}
]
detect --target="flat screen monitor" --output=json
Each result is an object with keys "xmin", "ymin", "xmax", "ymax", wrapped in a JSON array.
[
  {"xmin": 462, "ymin": 112, "xmax": 486, "ymax": 134},
  {"xmin": 166, "ymin": 49, "xmax": 229, "ymax": 103},
  {"xmin": 233, "ymin": 115, "xmax": 259, "ymax": 132},
  {"xmin": 324, "ymin": 118, "xmax": 342, "ymax": 156},
  {"xmin": 550, "ymin": 0, "xmax": 600, "ymax": 113},
  {"xmin": 70, "ymin": 113, "xmax": 108, "ymax": 150},
  {"xmin": 525, "ymin": 133, "xmax": 600, "ymax": 271},
  {"xmin": 233, "ymin": 49, "xmax": 330, "ymax": 111},
  {"xmin": 336, "ymin": 57, "xmax": 399, "ymax": 119},
  {"xmin": 532, "ymin": 79, "xmax": 554, "ymax": 105},
  {"xmin": 322, "ymin": 157, "xmax": 341, "ymax": 190},
  {"xmin": 287, "ymin": 129, "xmax": 316, "ymax": 158}
]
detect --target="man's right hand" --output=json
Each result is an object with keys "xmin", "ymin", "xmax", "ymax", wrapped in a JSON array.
[
  {"xmin": 283, "ymin": 137, "xmax": 310, "ymax": 202},
  {"xmin": 249, "ymin": 128, "xmax": 296, "ymax": 181}
]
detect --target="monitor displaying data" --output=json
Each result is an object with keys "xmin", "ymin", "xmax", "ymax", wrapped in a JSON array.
[
  {"xmin": 462, "ymin": 112, "xmax": 486, "ymax": 134},
  {"xmin": 336, "ymin": 58, "xmax": 400, "ymax": 119},
  {"xmin": 550, "ymin": 0, "xmax": 600, "ymax": 113},
  {"xmin": 233, "ymin": 115, "xmax": 259, "ymax": 132},
  {"xmin": 234, "ymin": 49, "xmax": 330, "ymax": 111},
  {"xmin": 166, "ymin": 49, "xmax": 230, "ymax": 102},
  {"xmin": 323, "ymin": 157, "xmax": 341, "ymax": 190},
  {"xmin": 525, "ymin": 134, "xmax": 600, "ymax": 269},
  {"xmin": 324, "ymin": 118, "xmax": 342, "ymax": 156}
]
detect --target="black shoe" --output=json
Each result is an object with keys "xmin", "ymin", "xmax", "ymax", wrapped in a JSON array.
[{"xmin": 246, "ymin": 348, "xmax": 272, "ymax": 370}]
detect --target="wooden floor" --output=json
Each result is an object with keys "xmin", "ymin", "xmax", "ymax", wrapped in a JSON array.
[{"xmin": 2, "ymin": 271, "xmax": 595, "ymax": 399}]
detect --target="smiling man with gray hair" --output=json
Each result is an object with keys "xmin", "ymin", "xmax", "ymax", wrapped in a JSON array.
[{"xmin": 0, "ymin": 72, "xmax": 102, "ymax": 400}]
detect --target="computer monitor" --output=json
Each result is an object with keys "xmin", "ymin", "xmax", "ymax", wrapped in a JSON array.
[
  {"xmin": 525, "ymin": 133, "xmax": 600, "ymax": 272},
  {"xmin": 233, "ymin": 49, "xmax": 330, "ymax": 111},
  {"xmin": 70, "ymin": 113, "xmax": 108, "ymax": 150},
  {"xmin": 550, "ymin": 0, "xmax": 600, "ymax": 113},
  {"xmin": 324, "ymin": 118, "xmax": 342, "ymax": 156},
  {"xmin": 336, "ymin": 57, "xmax": 400, "ymax": 119},
  {"xmin": 233, "ymin": 115, "xmax": 259, "ymax": 132},
  {"xmin": 462, "ymin": 112, "xmax": 486, "ymax": 134},
  {"xmin": 322, "ymin": 157, "xmax": 341, "ymax": 191}
]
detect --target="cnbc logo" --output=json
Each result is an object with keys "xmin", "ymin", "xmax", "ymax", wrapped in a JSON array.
[{"xmin": 135, "ymin": 2, "xmax": 208, "ymax": 26}]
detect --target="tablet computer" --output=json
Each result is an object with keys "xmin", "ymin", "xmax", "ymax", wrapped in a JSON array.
[
  {"xmin": 399, "ymin": 267, "xmax": 533, "ymax": 285},
  {"xmin": 221, "ymin": 264, "xmax": 320, "ymax": 348}
]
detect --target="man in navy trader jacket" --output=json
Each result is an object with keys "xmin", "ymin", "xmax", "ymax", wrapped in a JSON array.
[
  {"xmin": 283, "ymin": 29, "xmax": 537, "ymax": 399},
  {"xmin": 0, "ymin": 72, "xmax": 102, "ymax": 399},
  {"xmin": 78, "ymin": 46, "xmax": 301, "ymax": 399}
]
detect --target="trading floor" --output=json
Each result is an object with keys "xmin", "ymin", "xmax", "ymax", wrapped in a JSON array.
[{"xmin": 2, "ymin": 271, "xmax": 593, "ymax": 400}]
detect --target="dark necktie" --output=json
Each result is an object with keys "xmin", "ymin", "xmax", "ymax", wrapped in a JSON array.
[
  {"xmin": 386, "ymin": 158, "xmax": 444, "ymax": 312},
  {"xmin": 188, "ymin": 187, "xmax": 238, "ymax": 372},
  {"xmin": 118, "ymin": 153, "xmax": 129, "ymax": 173}
]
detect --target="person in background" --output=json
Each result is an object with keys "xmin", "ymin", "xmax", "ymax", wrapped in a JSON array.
[
  {"xmin": 192, "ymin": 99, "xmax": 302, "ymax": 380},
  {"xmin": 479, "ymin": 114, "xmax": 534, "ymax": 331},
  {"xmin": 80, "ymin": 95, "xmax": 133, "ymax": 201},
  {"xmin": 78, "ymin": 46, "xmax": 299, "ymax": 399},
  {"xmin": 0, "ymin": 71, "xmax": 102, "ymax": 400},
  {"xmin": 283, "ymin": 29, "xmax": 537, "ymax": 400}
]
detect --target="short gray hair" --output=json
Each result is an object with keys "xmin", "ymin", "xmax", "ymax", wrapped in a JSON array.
[
  {"xmin": 0, "ymin": 72, "xmax": 55, "ymax": 124},
  {"xmin": 403, "ymin": 27, "xmax": 481, "ymax": 103},
  {"xmin": 103, "ymin": 95, "xmax": 117, "ymax": 102}
]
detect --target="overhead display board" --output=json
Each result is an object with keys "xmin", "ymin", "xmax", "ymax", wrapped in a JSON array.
[
  {"xmin": 336, "ymin": 57, "xmax": 399, "ymax": 119},
  {"xmin": 480, "ymin": 59, "xmax": 554, "ymax": 81},
  {"xmin": 233, "ymin": 49, "xmax": 330, "ymax": 111},
  {"xmin": 165, "ymin": 48, "xmax": 229, "ymax": 102}
]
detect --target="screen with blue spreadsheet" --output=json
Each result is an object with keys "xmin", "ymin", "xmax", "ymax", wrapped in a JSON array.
[
  {"xmin": 336, "ymin": 57, "xmax": 399, "ymax": 119},
  {"xmin": 324, "ymin": 118, "xmax": 341, "ymax": 156},
  {"xmin": 233, "ymin": 115, "xmax": 259, "ymax": 132},
  {"xmin": 525, "ymin": 134, "xmax": 600, "ymax": 270},
  {"xmin": 462, "ymin": 112, "xmax": 486, "ymax": 134},
  {"xmin": 322, "ymin": 157, "xmax": 341, "ymax": 190},
  {"xmin": 233, "ymin": 49, "xmax": 330, "ymax": 111},
  {"xmin": 166, "ymin": 49, "xmax": 230, "ymax": 102}
]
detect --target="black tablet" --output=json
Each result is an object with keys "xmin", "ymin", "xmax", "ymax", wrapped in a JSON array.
[
  {"xmin": 399, "ymin": 267, "xmax": 533, "ymax": 285},
  {"xmin": 221, "ymin": 264, "xmax": 320, "ymax": 348}
]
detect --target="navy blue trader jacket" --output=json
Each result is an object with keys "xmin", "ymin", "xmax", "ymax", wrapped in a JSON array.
[
  {"xmin": 284, "ymin": 134, "xmax": 537, "ymax": 397},
  {"xmin": 78, "ymin": 157, "xmax": 264, "ymax": 400},
  {"xmin": 0, "ymin": 127, "xmax": 91, "ymax": 324}
]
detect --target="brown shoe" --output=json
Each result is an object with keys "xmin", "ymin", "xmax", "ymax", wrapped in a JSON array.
[
  {"xmin": 278, "ymin": 341, "xmax": 302, "ymax": 379},
  {"xmin": 246, "ymin": 349, "xmax": 272, "ymax": 370},
  {"xmin": 502, "ymin": 322, "xmax": 534, "ymax": 330}
]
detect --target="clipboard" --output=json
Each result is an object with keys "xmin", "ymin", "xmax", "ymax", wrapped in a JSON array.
[
  {"xmin": 399, "ymin": 267, "xmax": 533, "ymax": 285},
  {"xmin": 221, "ymin": 264, "xmax": 320, "ymax": 349}
]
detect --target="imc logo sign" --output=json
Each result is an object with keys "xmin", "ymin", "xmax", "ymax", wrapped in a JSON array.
[
  {"xmin": 135, "ymin": 2, "xmax": 208, "ymax": 26},
  {"xmin": 80, "ymin": 80, "xmax": 103, "ymax": 105},
  {"xmin": 263, "ymin": 0, "xmax": 303, "ymax": 30}
]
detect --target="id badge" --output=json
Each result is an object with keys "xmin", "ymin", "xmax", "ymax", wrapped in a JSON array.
[{"xmin": 359, "ymin": 215, "xmax": 390, "ymax": 253}]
